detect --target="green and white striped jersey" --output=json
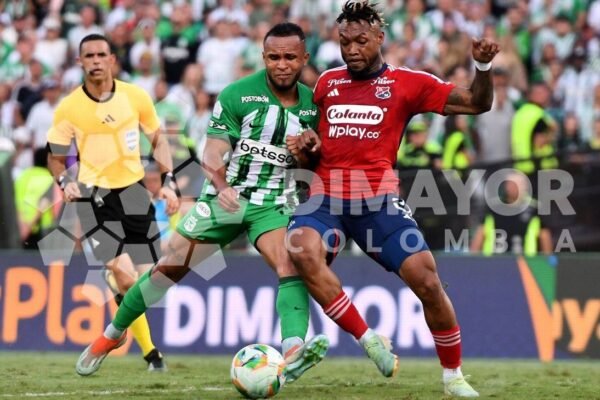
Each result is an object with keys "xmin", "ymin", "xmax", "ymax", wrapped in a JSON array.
[{"xmin": 203, "ymin": 69, "xmax": 318, "ymax": 206}]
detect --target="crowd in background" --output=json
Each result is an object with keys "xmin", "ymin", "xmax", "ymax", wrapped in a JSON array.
[{"xmin": 1, "ymin": 0, "xmax": 600, "ymax": 253}]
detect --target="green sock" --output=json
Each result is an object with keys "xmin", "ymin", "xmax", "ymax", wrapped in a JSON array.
[
  {"xmin": 112, "ymin": 270, "xmax": 169, "ymax": 331},
  {"xmin": 276, "ymin": 276, "xmax": 310, "ymax": 341}
]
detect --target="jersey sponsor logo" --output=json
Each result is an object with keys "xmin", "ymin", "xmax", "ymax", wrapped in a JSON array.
[
  {"xmin": 298, "ymin": 109, "xmax": 317, "ymax": 117},
  {"xmin": 375, "ymin": 86, "xmax": 391, "ymax": 100},
  {"xmin": 328, "ymin": 125, "xmax": 380, "ymax": 140},
  {"xmin": 183, "ymin": 215, "xmax": 198, "ymax": 232},
  {"xmin": 371, "ymin": 77, "xmax": 395, "ymax": 85},
  {"xmin": 241, "ymin": 95, "xmax": 269, "ymax": 103},
  {"xmin": 124, "ymin": 130, "xmax": 138, "ymax": 151},
  {"xmin": 327, "ymin": 78, "xmax": 352, "ymax": 87},
  {"xmin": 195, "ymin": 202, "xmax": 211, "ymax": 218},
  {"xmin": 327, "ymin": 88, "xmax": 340, "ymax": 97},
  {"xmin": 326, "ymin": 105, "xmax": 385, "ymax": 125},
  {"xmin": 208, "ymin": 120, "xmax": 228, "ymax": 131},
  {"xmin": 235, "ymin": 139, "xmax": 295, "ymax": 167},
  {"xmin": 213, "ymin": 101, "xmax": 223, "ymax": 118}
]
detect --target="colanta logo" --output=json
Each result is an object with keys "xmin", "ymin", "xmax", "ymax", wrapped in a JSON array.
[{"xmin": 326, "ymin": 105, "xmax": 385, "ymax": 125}]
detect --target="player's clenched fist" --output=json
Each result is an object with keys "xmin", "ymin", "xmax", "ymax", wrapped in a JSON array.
[
  {"xmin": 471, "ymin": 38, "xmax": 500, "ymax": 64},
  {"xmin": 218, "ymin": 186, "xmax": 241, "ymax": 213},
  {"xmin": 287, "ymin": 129, "xmax": 321, "ymax": 156}
]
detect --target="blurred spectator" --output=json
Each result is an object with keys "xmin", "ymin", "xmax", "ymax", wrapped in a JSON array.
[
  {"xmin": 582, "ymin": 84, "xmax": 600, "ymax": 142},
  {"xmin": 470, "ymin": 171, "xmax": 553, "ymax": 256},
  {"xmin": 475, "ymin": 68, "xmax": 515, "ymax": 164},
  {"xmin": 153, "ymin": 79, "xmax": 183, "ymax": 125},
  {"xmin": 12, "ymin": 58, "xmax": 46, "ymax": 120},
  {"xmin": 11, "ymin": 126, "xmax": 31, "ymax": 179},
  {"xmin": 314, "ymin": 24, "xmax": 343, "ymax": 72},
  {"xmin": 207, "ymin": 0, "xmax": 249, "ymax": 28},
  {"xmin": 386, "ymin": 0, "xmax": 433, "ymax": 43},
  {"xmin": 107, "ymin": 22, "xmax": 133, "ymax": 74},
  {"xmin": 533, "ymin": 14, "xmax": 576, "ymax": 65},
  {"xmin": 26, "ymin": 79, "xmax": 61, "ymax": 151},
  {"xmin": 397, "ymin": 120, "xmax": 442, "ymax": 170},
  {"xmin": 493, "ymin": 34, "xmax": 529, "ymax": 94},
  {"xmin": 588, "ymin": 0, "xmax": 600, "ymax": 35},
  {"xmin": 300, "ymin": 64, "xmax": 320, "ymax": 89},
  {"xmin": 557, "ymin": 112, "xmax": 585, "ymax": 154},
  {"xmin": 129, "ymin": 18, "xmax": 161, "ymax": 72},
  {"xmin": 197, "ymin": 19, "xmax": 243, "ymax": 95},
  {"xmin": 131, "ymin": 52, "xmax": 160, "ymax": 100},
  {"xmin": 159, "ymin": 3, "xmax": 201, "ymax": 85},
  {"xmin": 497, "ymin": 4, "xmax": 531, "ymax": 67},
  {"xmin": 67, "ymin": 5, "xmax": 103, "ymax": 57},
  {"xmin": 442, "ymin": 114, "xmax": 475, "ymax": 170},
  {"xmin": 237, "ymin": 21, "xmax": 270, "ymax": 77},
  {"xmin": 512, "ymin": 83, "xmax": 557, "ymax": 174},
  {"xmin": 425, "ymin": 0, "xmax": 465, "ymax": 35},
  {"xmin": 588, "ymin": 117, "xmax": 600, "ymax": 151},
  {"xmin": 186, "ymin": 89, "xmax": 211, "ymax": 161},
  {"xmin": 0, "ymin": 35, "xmax": 37, "ymax": 83},
  {"xmin": 14, "ymin": 146, "xmax": 55, "ymax": 249},
  {"xmin": 247, "ymin": 0, "xmax": 274, "ymax": 27},
  {"xmin": 105, "ymin": 0, "xmax": 136, "ymax": 32},
  {"xmin": 461, "ymin": 0, "xmax": 488, "ymax": 39},
  {"xmin": 293, "ymin": 15, "xmax": 321, "ymax": 64},
  {"xmin": 0, "ymin": 82, "xmax": 16, "ymax": 130},
  {"xmin": 554, "ymin": 45, "xmax": 600, "ymax": 142},
  {"xmin": 166, "ymin": 63, "xmax": 203, "ymax": 120},
  {"xmin": 289, "ymin": 0, "xmax": 343, "ymax": 22},
  {"xmin": 0, "ymin": 13, "xmax": 17, "ymax": 45},
  {"xmin": 33, "ymin": 17, "xmax": 68, "ymax": 73}
]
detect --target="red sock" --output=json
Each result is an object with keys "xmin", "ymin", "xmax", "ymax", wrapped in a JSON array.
[
  {"xmin": 431, "ymin": 325, "xmax": 462, "ymax": 369},
  {"xmin": 323, "ymin": 291, "xmax": 368, "ymax": 340}
]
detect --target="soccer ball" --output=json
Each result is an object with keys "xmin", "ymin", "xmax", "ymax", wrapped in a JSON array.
[{"xmin": 231, "ymin": 344, "xmax": 286, "ymax": 399}]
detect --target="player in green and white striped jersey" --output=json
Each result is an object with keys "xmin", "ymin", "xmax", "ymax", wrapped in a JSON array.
[{"xmin": 77, "ymin": 23, "xmax": 329, "ymax": 384}]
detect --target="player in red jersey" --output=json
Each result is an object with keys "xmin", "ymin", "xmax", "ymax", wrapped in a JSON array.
[{"xmin": 286, "ymin": 1, "xmax": 499, "ymax": 397}]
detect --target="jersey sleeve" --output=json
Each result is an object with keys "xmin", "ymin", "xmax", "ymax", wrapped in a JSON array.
[
  {"xmin": 207, "ymin": 88, "xmax": 241, "ymax": 143},
  {"xmin": 47, "ymin": 101, "xmax": 74, "ymax": 146},
  {"xmin": 138, "ymin": 88, "xmax": 161, "ymax": 133},
  {"xmin": 408, "ymin": 71, "xmax": 455, "ymax": 115}
]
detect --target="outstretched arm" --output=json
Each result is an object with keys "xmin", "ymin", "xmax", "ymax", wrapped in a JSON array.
[{"xmin": 443, "ymin": 38, "xmax": 500, "ymax": 115}]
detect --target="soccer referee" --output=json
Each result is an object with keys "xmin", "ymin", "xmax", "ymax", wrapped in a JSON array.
[{"xmin": 47, "ymin": 34, "xmax": 179, "ymax": 372}]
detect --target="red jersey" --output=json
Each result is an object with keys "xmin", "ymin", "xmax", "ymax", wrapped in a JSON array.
[{"xmin": 312, "ymin": 64, "xmax": 455, "ymax": 199}]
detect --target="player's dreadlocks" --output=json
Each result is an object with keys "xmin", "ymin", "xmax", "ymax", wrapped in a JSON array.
[{"xmin": 336, "ymin": 0, "xmax": 386, "ymax": 27}]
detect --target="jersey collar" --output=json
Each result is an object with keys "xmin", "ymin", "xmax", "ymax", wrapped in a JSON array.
[{"xmin": 82, "ymin": 80, "xmax": 116, "ymax": 103}]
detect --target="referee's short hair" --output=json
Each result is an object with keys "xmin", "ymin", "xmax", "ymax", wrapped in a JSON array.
[{"xmin": 79, "ymin": 33, "xmax": 113, "ymax": 54}]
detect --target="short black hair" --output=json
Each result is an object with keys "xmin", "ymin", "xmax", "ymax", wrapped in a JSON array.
[
  {"xmin": 263, "ymin": 22, "xmax": 305, "ymax": 44},
  {"xmin": 336, "ymin": 0, "xmax": 385, "ymax": 26},
  {"xmin": 79, "ymin": 33, "xmax": 113, "ymax": 55}
]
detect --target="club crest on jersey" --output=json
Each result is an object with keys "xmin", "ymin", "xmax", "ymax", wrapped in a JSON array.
[{"xmin": 375, "ymin": 86, "xmax": 391, "ymax": 100}]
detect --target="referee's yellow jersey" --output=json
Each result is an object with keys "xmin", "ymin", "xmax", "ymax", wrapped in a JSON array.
[{"xmin": 47, "ymin": 80, "xmax": 161, "ymax": 189}]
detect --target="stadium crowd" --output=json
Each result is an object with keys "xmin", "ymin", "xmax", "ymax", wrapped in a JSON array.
[{"xmin": 1, "ymin": 0, "xmax": 600, "ymax": 252}]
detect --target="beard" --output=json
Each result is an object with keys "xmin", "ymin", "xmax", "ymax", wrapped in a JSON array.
[{"xmin": 267, "ymin": 69, "xmax": 302, "ymax": 92}]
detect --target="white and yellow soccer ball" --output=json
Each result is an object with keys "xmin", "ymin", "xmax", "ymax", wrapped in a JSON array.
[{"xmin": 231, "ymin": 344, "xmax": 286, "ymax": 399}]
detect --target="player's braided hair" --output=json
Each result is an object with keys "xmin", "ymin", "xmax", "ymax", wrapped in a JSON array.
[{"xmin": 336, "ymin": 0, "xmax": 386, "ymax": 27}]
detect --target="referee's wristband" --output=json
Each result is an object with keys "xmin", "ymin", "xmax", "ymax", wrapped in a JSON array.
[
  {"xmin": 161, "ymin": 171, "xmax": 180, "ymax": 195},
  {"xmin": 474, "ymin": 60, "xmax": 492, "ymax": 72}
]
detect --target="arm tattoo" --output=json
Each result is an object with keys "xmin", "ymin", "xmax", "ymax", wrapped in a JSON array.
[{"xmin": 469, "ymin": 69, "xmax": 494, "ymax": 112}]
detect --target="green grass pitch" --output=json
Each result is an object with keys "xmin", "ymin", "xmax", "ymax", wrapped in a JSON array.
[{"xmin": 0, "ymin": 352, "xmax": 598, "ymax": 399}]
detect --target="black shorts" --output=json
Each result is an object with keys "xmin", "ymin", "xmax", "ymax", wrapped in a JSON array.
[{"xmin": 74, "ymin": 181, "xmax": 161, "ymax": 265}]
